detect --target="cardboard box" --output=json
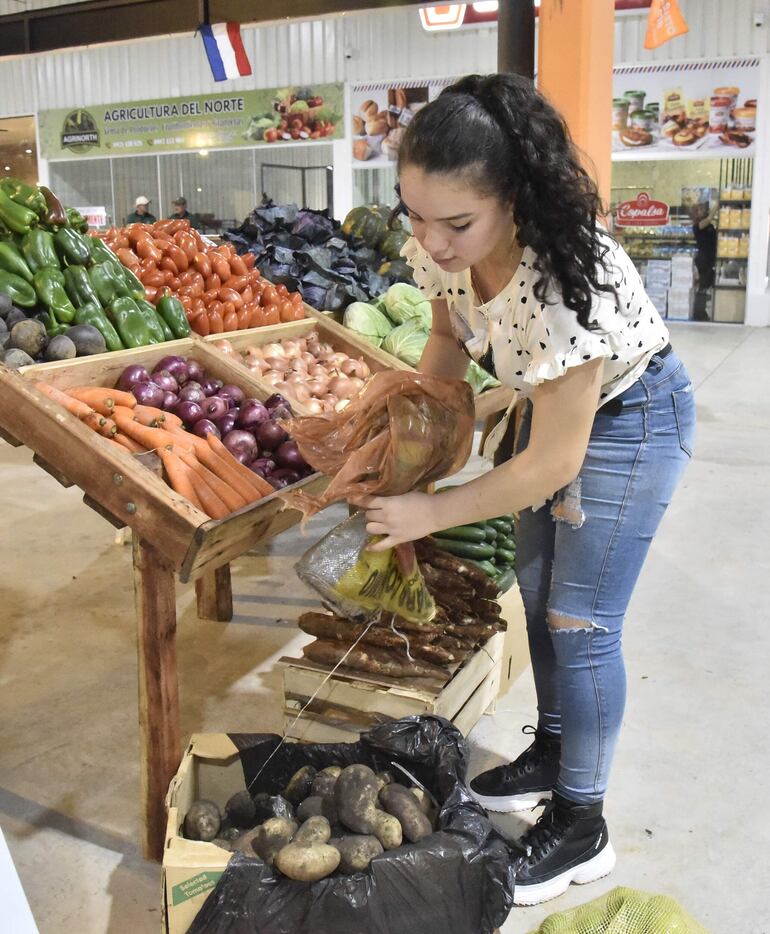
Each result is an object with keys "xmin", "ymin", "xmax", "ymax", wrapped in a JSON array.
[{"xmin": 162, "ymin": 735, "xmax": 244, "ymax": 934}]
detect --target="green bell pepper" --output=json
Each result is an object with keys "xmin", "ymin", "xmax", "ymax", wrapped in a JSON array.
[
  {"xmin": 54, "ymin": 227, "xmax": 92, "ymax": 266},
  {"xmin": 0, "ymin": 187, "xmax": 38, "ymax": 235},
  {"xmin": 66, "ymin": 207, "xmax": 89, "ymax": 234},
  {"xmin": 22, "ymin": 229, "xmax": 60, "ymax": 273},
  {"xmin": 74, "ymin": 301, "xmax": 123, "ymax": 352},
  {"xmin": 107, "ymin": 296, "xmax": 151, "ymax": 348},
  {"xmin": 136, "ymin": 298, "xmax": 172, "ymax": 342},
  {"xmin": 88, "ymin": 262, "xmax": 125, "ymax": 307},
  {"xmin": 0, "ymin": 178, "xmax": 48, "ymax": 218},
  {"xmin": 33, "ymin": 266, "xmax": 76, "ymax": 323},
  {"xmin": 156, "ymin": 293, "xmax": 191, "ymax": 339},
  {"xmin": 0, "ymin": 268, "xmax": 37, "ymax": 307},
  {"xmin": 0, "ymin": 241, "xmax": 34, "ymax": 282},
  {"xmin": 63, "ymin": 265, "xmax": 102, "ymax": 309},
  {"xmin": 38, "ymin": 310, "xmax": 68, "ymax": 338},
  {"xmin": 117, "ymin": 263, "xmax": 145, "ymax": 300},
  {"xmin": 88, "ymin": 236, "xmax": 121, "ymax": 268}
]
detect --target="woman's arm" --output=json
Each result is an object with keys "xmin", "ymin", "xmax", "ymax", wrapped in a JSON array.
[
  {"xmin": 418, "ymin": 299, "xmax": 469, "ymax": 380},
  {"xmin": 359, "ymin": 358, "xmax": 604, "ymax": 550}
]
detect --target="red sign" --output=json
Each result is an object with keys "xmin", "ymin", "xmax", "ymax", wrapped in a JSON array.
[{"xmin": 616, "ymin": 192, "xmax": 670, "ymax": 227}]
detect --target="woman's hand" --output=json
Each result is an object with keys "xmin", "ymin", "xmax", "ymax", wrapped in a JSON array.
[{"xmin": 352, "ymin": 492, "xmax": 441, "ymax": 551}]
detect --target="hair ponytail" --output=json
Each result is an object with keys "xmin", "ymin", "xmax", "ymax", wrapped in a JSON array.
[{"xmin": 397, "ymin": 73, "xmax": 615, "ymax": 330}]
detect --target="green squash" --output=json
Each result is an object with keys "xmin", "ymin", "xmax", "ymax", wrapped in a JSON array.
[
  {"xmin": 379, "ymin": 228, "xmax": 410, "ymax": 261},
  {"xmin": 342, "ymin": 205, "xmax": 388, "ymax": 249},
  {"xmin": 378, "ymin": 257, "xmax": 413, "ymax": 281}
]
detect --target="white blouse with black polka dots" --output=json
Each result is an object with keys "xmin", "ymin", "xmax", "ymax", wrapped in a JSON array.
[{"xmin": 402, "ymin": 232, "xmax": 670, "ymax": 408}]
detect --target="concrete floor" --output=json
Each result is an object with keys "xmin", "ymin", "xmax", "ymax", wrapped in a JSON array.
[{"xmin": 0, "ymin": 322, "xmax": 767, "ymax": 934}]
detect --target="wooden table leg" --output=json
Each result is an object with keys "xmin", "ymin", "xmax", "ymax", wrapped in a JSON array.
[
  {"xmin": 195, "ymin": 563, "xmax": 233, "ymax": 621},
  {"xmin": 133, "ymin": 536, "xmax": 181, "ymax": 863}
]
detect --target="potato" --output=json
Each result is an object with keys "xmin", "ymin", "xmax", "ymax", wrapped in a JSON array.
[
  {"xmin": 335, "ymin": 764, "xmax": 380, "ymax": 834},
  {"xmin": 252, "ymin": 793, "xmax": 295, "ymax": 822},
  {"xmin": 372, "ymin": 810, "xmax": 402, "ymax": 850},
  {"xmin": 253, "ymin": 817, "xmax": 298, "ymax": 865},
  {"xmin": 231, "ymin": 826, "xmax": 261, "ymax": 855},
  {"xmin": 410, "ymin": 787, "xmax": 434, "ymax": 817},
  {"xmin": 284, "ymin": 765, "xmax": 317, "ymax": 804},
  {"xmin": 293, "ymin": 815, "xmax": 331, "ymax": 847},
  {"xmin": 296, "ymin": 795, "xmax": 338, "ymax": 825},
  {"xmin": 379, "ymin": 784, "xmax": 432, "ymax": 843},
  {"xmin": 9, "ymin": 319, "xmax": 47, "ymax": 358},
  {"xmin": 330, "ymin": 834, "xmax": 383, "ymax": 873},
  {"xmin": 274, "ymin": 842, "xmax": 340, "ymax": 882},
  {"xmin": 310, "ymin": 765, "xmax": 342, "ymax": 799},
  {"xmin": 211, "ymin": 837, "xmax": 232, "ymax": 851},
  {"xmin": 183, "ymin": 799, "xmax": 222, "ymax": 842},
  {"xmin": 225, "ymin": 790, "xmax": 257, "ymax": 829},
  {"xmin": 375, "ymin": 771, "xmax": 394, "ymax": 791},
  {"xmin": 220, "ymin": 824, "xmax": 243, "ymax": 843}
]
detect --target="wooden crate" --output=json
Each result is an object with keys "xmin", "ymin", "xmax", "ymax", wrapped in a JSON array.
[
  {"xmin": 2, "ymin": 338, "xmax": 325, "ymax": 582},
  {"xmin": 278, "ymin": 631, "xmax": 504, "ymax": 744}
]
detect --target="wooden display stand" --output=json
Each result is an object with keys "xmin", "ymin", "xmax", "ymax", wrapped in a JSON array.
[{"xmin": 0, "ymin": 334, "xmax": 328, "ymax": 862}]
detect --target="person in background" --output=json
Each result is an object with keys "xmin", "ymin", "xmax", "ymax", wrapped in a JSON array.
[
  {"xmin": 169, "ymin": 196, "xmax": 201, "ymax": 230},
  {"xmin": 691, "ymin": 201, "xmax": 717, "ymax": 321},
  {"xmin": 125, "ymin": 196, "xmax": 157, "ymax": 225}
]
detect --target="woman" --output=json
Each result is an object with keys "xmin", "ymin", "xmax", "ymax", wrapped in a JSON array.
[{"xmin": 358, "ymin": 74, "xmax": 695, "ymax": 906}]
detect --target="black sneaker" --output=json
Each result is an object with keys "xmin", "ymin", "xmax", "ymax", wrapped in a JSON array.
[
  {"xmin": 470, "ymin": 725, "xmax": 560, "ymax": 812},
  {"xmin": 512, "ymin": 792, "xmax": 616, "ymax": 906}
]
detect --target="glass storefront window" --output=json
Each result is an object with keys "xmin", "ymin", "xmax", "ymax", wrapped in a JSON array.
[{"xmin": 0, "ymin": 116, "xmax": 38, "ymax": 186}]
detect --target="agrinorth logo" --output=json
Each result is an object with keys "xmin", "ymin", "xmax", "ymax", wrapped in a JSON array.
[{"xmin": 61, "ymin": 109, "xmax": 99, "ymax": 153}]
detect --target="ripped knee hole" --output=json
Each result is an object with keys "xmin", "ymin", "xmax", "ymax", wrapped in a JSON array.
[{"xmin": 547, "ymin": 612, "xmax": 593, "ymax": 632}]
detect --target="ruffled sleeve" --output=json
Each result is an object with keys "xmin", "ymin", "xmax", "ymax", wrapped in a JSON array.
[
  {"xmin": 522, "ymin": 293, "xmax": 620, "ymax": 387},
  {"xmin": 401, "ymin": 237, "xmax": 446, "ymax": 300}
]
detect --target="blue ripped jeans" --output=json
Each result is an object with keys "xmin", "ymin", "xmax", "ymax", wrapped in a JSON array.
[{"xmin": 515, "ymin": 349, "xmax": 695, "ymax": 804}]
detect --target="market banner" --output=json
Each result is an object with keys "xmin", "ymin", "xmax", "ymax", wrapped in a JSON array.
[
  {"xmin": 612, "ymin": 58, "xmax": 760, "ymax": 159},
  {"xmin": 38, "ymin": 84, "xmax": 345, "ymax": 160},
  {"xmin": 350, "ymin": 79, "xmax": 455, "ymax": 168}
]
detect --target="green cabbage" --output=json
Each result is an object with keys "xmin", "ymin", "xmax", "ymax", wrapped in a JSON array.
[
  {"xmin": 382, "ymin": 319, "xmax": 429, "ymax": 367},
  {"xmin": 342, "ymin": 301, "xmax": 394, "ymax": 347},
  {"xmin": 382, "ymin": 282, "xmax": 432, "ymax": 329},
  {"xmin": 465, "ymin": 360, "xmax": 500, "ymax": 394}
]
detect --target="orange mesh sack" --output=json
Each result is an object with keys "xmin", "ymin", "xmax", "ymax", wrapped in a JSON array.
[{"xmin": 284, "ymin": 370, "xmax": 475, "ymax": 517}]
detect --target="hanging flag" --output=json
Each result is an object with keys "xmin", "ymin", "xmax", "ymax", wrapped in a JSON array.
[
  {"xmin": 199, "ymin": 22, "xmax": 252, "ymax": 82},
  {"xmin": 644, "ymin": 0, "xmax": 689, "ymax": 50}
]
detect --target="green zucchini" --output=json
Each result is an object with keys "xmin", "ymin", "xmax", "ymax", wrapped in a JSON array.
[
  {"xmin": 484, "ymin": 526, "xmax": 498, "ymax": 542},
  {"xmin": 467, "ymin": 558, "xmax": 499, "ymax": 578},
  {"xmin": 434, "ymin": 524, "xmax": 488, "ymax": 544},
  {"xmin": 496, "ymin": 547, "xmax": 516, "ymax": 564},
  {"xmin": 489, "ymin": 518, "xmax": 513, "ymax": 534},
  {"xmin": 432, "ymin": 538, "xmax": 496, "ymax": 560},
  {"xmin": 497, "ymin": 567, "xmax": 517, "ymax": 593}
]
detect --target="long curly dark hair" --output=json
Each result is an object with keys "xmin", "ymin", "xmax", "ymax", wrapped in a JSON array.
[{"xmin": 397, "ymin": 73, "xmax": 615, "ymax": 330}]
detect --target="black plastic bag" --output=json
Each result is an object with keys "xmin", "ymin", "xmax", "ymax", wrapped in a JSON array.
[{"xmin": 188, "ymin": 716, "xmax": 516, "ymax": 934}]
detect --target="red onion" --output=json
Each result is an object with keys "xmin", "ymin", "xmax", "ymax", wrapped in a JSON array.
[
  {"xmin": 202, "ymin": 396, "xmax": 229, "ymax": 421},
  {"xmin": 255, "ymin": 419, "xmax": 288, "ymax": 452},
  {"xmin": 236, "ymin": 399, "xmax": 270, "ymax": 429},
  {"xmin": 179, "ymin": 383, "xmax": 205, "ymax": 404},
  {"xmin": 131, "ymin": 381, "xmax": 165, "ymax": 408},
  {"xmin": 186, "ymin": 360, "xmax": 206, "ymax": 384},
  {"xmin": 215, "ymin": 412, "xmax": 237, "ymax": 435},
  {"xmin": 264, "ymin": 393, "xmax": 292, "ymax": 413},
  {"xmin": 118, "ymin": 364, "xmax": 150, "ymax": 392},
  {"xmin": 269, "ymin": 404, "xmax": 293, "ymax": 422},
  {"xmin": 162, "ymin": 391, "xmax": 179, "ymax": 411},
  {"xmin": 153, "ymin": 356, "xmax": 189, "ymax": 384},
  {"xmin": 200, "ymin": 377, "xmax": 224, "ymax": 397},
  {"xmin": 229, "ymin": 448, "xmax": 252, "ymax": 465},
  {"xmin": 193, "ymin": 419, "xmax": 220, "ymax": 440},
  {"xmin": 268, "ymin": 476, "xmax": 291, "ymax": 490},
  {"xmin": 174, "ymin": 400, "xmax": 205, "ymax": 425},
  {"xmin": 251, "ymin": 457, "xmax": 276, "ymax": 476},
  {"xmin": 271, "ymin": 467, "xmax": 301, "ymax": 485},
  {"xmin": 274, "ymin": 441, "xmax": 307, "ymax": 471},
  {"xmin": 219, "ymin": 384, "xmax": 246, "ymax": 406},
  {"xmin": 151, "ymin": 370, "xmax": 179, "ymax": 394},
  {"xmin": 223, "ymin": 430, "xmax": 258, "ymax": 461}
]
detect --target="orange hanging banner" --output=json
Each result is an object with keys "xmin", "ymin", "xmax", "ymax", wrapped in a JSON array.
[{"xmin": 644, "ymin": 0, "xmax": 689, "ymax": 50}]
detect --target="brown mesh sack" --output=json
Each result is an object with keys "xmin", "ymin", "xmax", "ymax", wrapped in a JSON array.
[{"xmin": 283, "ymin": 370, "xmax": 475, "ymax": 517}]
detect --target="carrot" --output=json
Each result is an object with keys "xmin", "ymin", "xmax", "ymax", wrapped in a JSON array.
[
  {"xmin": 114, "ymin": 433, "xmax": 146, "ymax": 454},
  {"xmin": 195, "ymin": 443, "xmax": 263, "ymax": 504},
  {"xmin": 83, "ymin": 412, "xmax": 117, "ymax": 437},
  {"xmin": 133, "ymin": 404, "xmax": 165, "ymax": 427},
  {"xmin": 112, "ymin": 409, "xmax": 179, "ymax": 450},
  {"xmin": 34, "ymin": 382, "xmax": 93, "ymax": 419},
  {"xmin": 207, "ymin": 434, "xmax": 275, "ymax": 497},
  {"xmin": 178, "ymin": 459, "xmax": 228, "ymax": 519},
  {"xmin": 176, "ymin": 448, "xmax": 248, "ymax": 513},
  {"xmin": 165, "ymin": 424, "xmax": 210, "ymax": 455},
  {"xmin": 67, "ymin": 387, "xmax": 117, "ymax": 416},
  {"xmin": 105, "ymin": 388, "xmax": 137, "ymax": 409},
  {"xmin": 159, "ymin": 449, "xmax": 206, "ymax": 513}
]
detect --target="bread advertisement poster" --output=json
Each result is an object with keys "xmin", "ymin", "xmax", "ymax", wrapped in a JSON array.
[{"xmin": 612, "ymin": 59, "xmax": 760, "ymax": 158}]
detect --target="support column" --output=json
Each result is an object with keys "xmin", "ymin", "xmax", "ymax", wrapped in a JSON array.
[
  {"xmin": 497, "ymin": 0, "xmax": 536, "ymax": 78},
  {"xmin": 537, "ymin": 0, "xmax": 615, "ymax": 207}
]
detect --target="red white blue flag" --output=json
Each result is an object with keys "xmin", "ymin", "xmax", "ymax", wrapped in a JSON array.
[{"xmin": 200, "ymin": 22, "xmax": 252, "ymax": 82}]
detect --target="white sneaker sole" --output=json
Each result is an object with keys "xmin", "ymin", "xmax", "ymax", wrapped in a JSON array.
[
  {"xmin": 470, "ymin": 788, "xmax": 552, "ymax": 813},
  {"xmin": 513, "ymin": 840, "xmax": 617, "ymax": 906}
]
